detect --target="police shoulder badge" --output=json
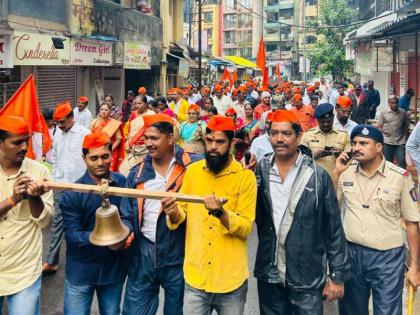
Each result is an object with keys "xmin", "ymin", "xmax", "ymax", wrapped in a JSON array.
[{"xmin": 409, "ymin": 187, "xmax": 418, "ymax": 202}]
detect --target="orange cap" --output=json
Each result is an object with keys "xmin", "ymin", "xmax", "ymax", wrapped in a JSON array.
[
  {"xmin": 144, "ymin": 113, "xmax": 174, "ymax": 128},
  {"xmin": 307, "ymin": 86, "xmax": 316, "ymax": 93},
  {"xmin": 238, "ymin": 86, "xmax": 247, "ymax": 93},
  {"xmin": 225, "ymin": 108, "xmax": 237, "ymax": 116},
  {"xmin": 82, "ymin": 131, "xmax": 110, "ymax": 149},
  {"xmin": 188, "ymin": 104, "xmax": 201, "ymax": 112},
  {"xmin": 292, "ymin": 87, "xmax": 300, "ymax": 94},
  {"xmin": 79, "ymin": 96, "xmax": 89, "ymax": 103},
  {"xmin": 291, "ymin": 94, "xmax": 302, "ymax": 102},
  {"xmin": 185, "ymin": 84, "xmax": 193, "ymax": 90},
  {"xmin": 138, "ymin": 87, "xmax": 147, "ymax": 94},
  {"xmin": 270, "ymin": 110, "xmax": 299, "ymax": 123},
  {"xmin": 201, "ymin": 87, "xmax": 210, "ymax": 94},
  {"xmin": 214, "ymin": 85, "xmax": 222, "ymax": 93},
  {"xmin": 246, "ymin": 81, "xmax": 254, "ymax": 88},
  {"xmin": 53, "ymin": 101, "xmax": 73, "ymax": 121},
  {"xmin": 336, "ymin": 95, "xmax": 352, "ymax": 108},
  {"xmin": 231, "ymin": 89, "xmax": 238, "ymax": 96},
  {"xmin": 207, "ymin": 115, "xmax": 235, "ymax": 132},
  {"xmin": 0, "ymin": 115, "xmax": 30, "ymax": 135}
]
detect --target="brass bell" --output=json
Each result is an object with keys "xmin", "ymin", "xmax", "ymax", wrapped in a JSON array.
[{"xmin": 89, "ymin": 198, "xmax": 130, "ymax": 246}]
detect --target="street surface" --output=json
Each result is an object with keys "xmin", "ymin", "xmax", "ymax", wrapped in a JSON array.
[{"xmin": 2, "ymin": 225, "xmax": 419, "ymax": 314}]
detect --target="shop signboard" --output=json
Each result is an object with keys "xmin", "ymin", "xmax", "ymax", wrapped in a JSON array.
[
  {"xmin": 13, "ymin": 31, "xmax": 70, "ymax": 66},
  {"xmin": 70, "ymin": 38, "xmax": 112, "ymax": 66},
  {"xmin": 0, "ymin": 32, "xmax": 13, "ymax": 68},
  {"xmin": 123, "ymin": 42, "xmax": 151, "ymax": 70}
]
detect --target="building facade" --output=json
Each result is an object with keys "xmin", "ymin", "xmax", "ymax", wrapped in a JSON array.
[{"xmin": 0, "ymin": 0, "xmax": 173, "ymax": 113}]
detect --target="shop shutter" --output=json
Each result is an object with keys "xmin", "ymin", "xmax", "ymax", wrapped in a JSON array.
[
  {"xmin": 407, "ymin": 54, "xmax": 419, "ymax": 95},
  {"xmin": 36, "ymin": 66, "xmax": 76, "ymax": 111}
]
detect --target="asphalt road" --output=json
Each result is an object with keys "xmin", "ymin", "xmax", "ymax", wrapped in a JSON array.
[{"xmin": 2, "ymin": 226, "xmax": 419, "ymax": 314}]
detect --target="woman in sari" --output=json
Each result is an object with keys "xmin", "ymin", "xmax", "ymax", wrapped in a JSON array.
[
  {"xmin": 242, "ymin": 103, "xmax": 260, "ymax": 141},
  {"xmin": 200, "ymin": 97, "xmax": 214, "ymax": 122},
  {"xmin": 91, "ymin": 102, "xmax": 125, "ymax": 172},
  {"xmin": 178, "ymin": 104, "xmax": 206, "ymax": 154},
  {"xmin": 104, "ymin": 94, "xmax": 123, "ymax": 121}
]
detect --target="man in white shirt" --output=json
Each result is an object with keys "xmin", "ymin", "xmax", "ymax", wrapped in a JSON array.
[
  {"xmin": 73, "ymin": 96, "xmax": 93, "ymax": 129},
  {"xmin": 229, "ymin": 86, "xmax": 247, "ymax": 120},
  {"xmin": 250, "ymin": 132, "xmax": 273, "ymax": 162},
  {"xmin": 333, "ymin": 96, "xmax": 358, "ymax": 136},
  {"xmin": 212, "ymin": 84, "xmax": 232, "ymax": 114},
  {"xmin": 42, "ymin": 102, "xmax": 90, "ymax": 274},
  {"xmin": 186, "ymin": 85, "xmax": 201, "ymax": 104},
  {"xmin": 319, "ymin": 77, "xmax": 331, "ymax": 103},
  {"xmin": 138, "ymin": 86, "xmax": 154, "ymax": 103}
]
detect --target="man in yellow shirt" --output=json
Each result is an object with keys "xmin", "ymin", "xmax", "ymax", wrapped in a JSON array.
[
  {"xmin": 0, "ymin": 116, "xmax": 54, "ymax": 315},
  {"xmin": 169, "ymin": 88, "xmax": 189, "ymax": 123},
  {"xmin": 162, "ymin": 115, "xmax": 257, "ymax": 315}
]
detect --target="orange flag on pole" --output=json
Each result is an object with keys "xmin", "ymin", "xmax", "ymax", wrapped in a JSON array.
[
  {"xmin": 0, "ymin": 74, "xmax": 52, "ymax": 160},
  {"xmin": 275, "ymin": 63, "xmax": 282, "ymax": 81},
  {"xmin": 256, "ymin": 36, "xmax": 269, "ymax": 89},
  {"xmin": 232, "ymin": 70, "xmax": 238, "ymax": 83},
  {"xmin": 221, "ymin": 67, "xmax": 233, "ymax": 86}
]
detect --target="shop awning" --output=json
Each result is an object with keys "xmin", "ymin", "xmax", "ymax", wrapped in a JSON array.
[{"xmin": 224, "ymin": 56, "xmax": 257, "ymax": 69}]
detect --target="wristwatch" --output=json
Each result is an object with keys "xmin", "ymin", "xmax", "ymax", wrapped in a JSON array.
[{"xmin": 209, "ymin": 208, "xmax": 224, "ymax": 218}]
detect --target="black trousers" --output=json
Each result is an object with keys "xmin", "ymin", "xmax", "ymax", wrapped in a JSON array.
[{"xmin": 257, "ymin": 280, "xmax": 323, "ymax": 315}]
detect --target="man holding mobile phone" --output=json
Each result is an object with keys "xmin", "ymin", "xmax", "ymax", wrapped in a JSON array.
[
  {"xmin": 332, "ymin": 125, "xmax": 420, "ymax": 315},
  {"xmin": 300, "ymin": 103, "xmax": 351, "ymax": 177}
]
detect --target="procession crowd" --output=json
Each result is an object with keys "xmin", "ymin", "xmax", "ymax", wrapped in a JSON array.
[{"xmin": 0, "ymin": 76, "xmax": 420, "ymax": 315}]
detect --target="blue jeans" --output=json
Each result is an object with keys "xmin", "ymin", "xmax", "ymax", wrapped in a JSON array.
[
  {"xmin": 0, "ymin": 276, "xmax": 41, "ymax": 315},
  {"xmin": 64, "ymin": 280, "xmax": 124, "ymax": 315},
  {"xmin": 123, "ymin": 236, "xmax": 184, "ymax": 315},
  {"xmin": 183, "ymin": 281, "xmax": 248, "ymax": 315},
  {"xmin": 339, "ymin": 243, "xmax": 405, "ymax": 315}
]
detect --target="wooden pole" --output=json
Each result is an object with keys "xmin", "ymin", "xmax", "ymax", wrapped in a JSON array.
[{"xmin": 43, "ymin": 181, "xmax": 206, "ymax": 204}]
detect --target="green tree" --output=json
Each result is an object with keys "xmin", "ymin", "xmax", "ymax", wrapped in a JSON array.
[{"xmin": 307, "ymin": 0, "xmax": 356, "ymax": 79}]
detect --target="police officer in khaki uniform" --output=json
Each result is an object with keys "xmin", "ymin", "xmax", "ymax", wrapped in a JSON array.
[
  {"xmin": 332, "ymin": 125, "xmax": 420, "ymax": 315},
  {"xmin": 300, "ymin": 103, "xmax": 350, "ymax": 176}
]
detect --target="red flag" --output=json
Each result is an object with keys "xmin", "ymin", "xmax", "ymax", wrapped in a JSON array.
[
  {"xmin": 256, "ymin": 36, "xmax": 269, "ymax": 89},
  {"xmin": 0, "ymin": 75, "xmax": 52, "ymax": 160},
  {"xmin": 275, "ymin": 63, "xmax": 282, "ymax": 81},
  {"xmin": 232, "ymin": 70, "xmax": 238, "ymax": 83},
  {"xmin": 221, "ymin": 67, "xmax": 233, "ymax": 86}
]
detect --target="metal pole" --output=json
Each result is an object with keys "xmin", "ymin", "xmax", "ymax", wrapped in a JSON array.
[
  {"xmin": 302, "ymin": 0, "xmax": 306, "ymax": 83},
  {"xmin": 198, "ymin": 0, "xmax": 202, "ymax": 88},
  {"xmin": 189, "ymin": 1, "xmax": 193, "ymax": 47}
]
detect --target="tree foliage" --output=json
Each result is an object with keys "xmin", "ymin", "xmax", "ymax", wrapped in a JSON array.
[{"xmin": 307, "ymin": 0, "xmax": 357, "ymax": 79}]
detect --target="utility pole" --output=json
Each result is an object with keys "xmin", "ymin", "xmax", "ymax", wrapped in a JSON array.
[
  {"xmin": 279, "ymin": 22, "xmax": 282, "ymax": 79},
  {"xmin": 189, "ymin": 1, "xmax": 193, "ymax": 47},
  {"xmin": 302, "ymin": 0, "xmax": 307, "ymax": 83},
  {"xmin": 197, "ymin": 0, "xmax": 202, "ymax": 88}
]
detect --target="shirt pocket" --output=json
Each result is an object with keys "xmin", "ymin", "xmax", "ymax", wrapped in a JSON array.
[{"xmin": 374, "ymin": 190, "xmax": 400, "ymax": 218}]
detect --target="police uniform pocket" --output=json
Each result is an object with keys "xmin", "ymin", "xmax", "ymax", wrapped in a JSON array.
[{"xmin": 375, "ymin": 190, "xmax": 400, "ymax": 218}]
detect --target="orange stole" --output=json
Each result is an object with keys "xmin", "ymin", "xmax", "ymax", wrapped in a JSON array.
[{"xmin": 91, "ymin": 118, "xmax": 125, "ymax": 172}]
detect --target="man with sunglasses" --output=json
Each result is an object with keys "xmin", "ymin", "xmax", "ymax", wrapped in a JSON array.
[{"xmin": 42, "ymin": 101, "xmax": 90, "ymax": 275}]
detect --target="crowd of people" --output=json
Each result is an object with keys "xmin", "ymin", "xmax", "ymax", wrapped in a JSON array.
[{"xmin": 0, "ymin": 76, "xmax": 419, "ymax": 315}]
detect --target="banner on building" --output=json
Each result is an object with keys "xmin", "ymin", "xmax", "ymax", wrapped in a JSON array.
[
  {"xmin": 70, "ymin": 38, "xmax": 112, "ymax": 66},
  {"xmin": 193, "ymin": 30, "xmax": 208, "ymax": 53},
  {"xmin": 0, "ymin": 31, "xmax": 13, "ymax": 68},
  {"xmin": 178, "ymin": 59, "xmax": 190, "ymax": 78},
  {"xmin": 354, "ymin": 41, "xmax": 373, "ymax": 76},
  {"xmin": 13, "ymin": 31, "xmax": 70, "ymax": 66},
  {"xmin": 123, "ymin": 42, "xmax": 151, "ymax": 69}
]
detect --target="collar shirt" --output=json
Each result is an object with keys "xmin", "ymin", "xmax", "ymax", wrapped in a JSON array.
[
  {"xmin": 52, "ymin": 123, "xmax": 90, "ymax": 182},
  {"xmin": 251, "ymin": 90, "xmax": 259, "ymax": 100},
  {"xmin": 250, "ymin": 134, "xmax": 273, "ymax": 162},
  {"xmin": 289, "ymin": 105, "xmax": 315, "ymax": 132},
  {"xmin": 337, "ymin": 159, "xmax": 419, "ymax": 250},
  {"xmin": 254, "ymin": 103, "xmax": 270, "ymax": 121},
  {"xmin": 61, "ymin": 171, "xmax": 127, "ymax": 286},
  {"xmin": 333, "ymin": 117, "xmax": 358, "ymax": 136},
  {"xmin": 328, "ymin": 90, "xmax": 340, "ymax": 107},
  {"xmin": 188, "ymin": 94, "xmax": 201, "ymax": 104},
  {"xmin": 300, "ymin": 126, "xmax": 350, "ymax": 176},
  {"xmin": 212, "ymin": 95, "xmax": 232, "ymax": 114},
  {"xmin": 377, "ymin": 108, "xmax": 409, "ymax": 145},
  {"xmin": 0, "ymin": 158, "xmax": 54, "ymax": 295},
  {"xmin": 167, "ymin": 159, "xmax": 257, "ymax": 293},
  {"xmin": 73, "ymin": 107, "xmax": 93, "ymax": 130},
  {"xmin": 142, "ymin": 157, "xmax": 177, "ymax": 242},
  {"xmin": 302, "ymin": 94, "xmax": 311, "ymax": 106},
  {"xmin": 269, "ymin": 152, "xmax": 303, "ymax": 234}
]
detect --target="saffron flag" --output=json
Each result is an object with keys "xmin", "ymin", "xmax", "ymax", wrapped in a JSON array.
[
  {"xmin": 221, "ymin": 67, "xmax": 233, "ymax": 86},
  {"xmin": 275, "ymin": 63, "xmax": 282, "ymax": 81},
  {"xmin": 256, "ymin": 36, "xmax": 269, "ymax": 89},
  {"xmin": 232, "ymin": 70, "xmax": 238, "ymax": 83},
  {"xmin": 0, "ymin": 74, "xmax": 52, "ymax": 160}
]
